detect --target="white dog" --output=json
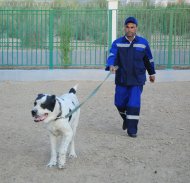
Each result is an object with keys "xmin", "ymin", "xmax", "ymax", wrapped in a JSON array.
[{"xmin": 31, "ymin": 85, "xmax": 80, "ymax": 169}]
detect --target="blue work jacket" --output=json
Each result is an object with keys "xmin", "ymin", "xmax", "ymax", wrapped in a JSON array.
[{"xmin": 106, "ymin": 35, "xmax": 156, "ymax": 86}]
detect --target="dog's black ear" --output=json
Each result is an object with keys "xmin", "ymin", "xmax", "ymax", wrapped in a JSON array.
[
  {"xmin": 49, "ymin": 95, "xmax": 56, "ymax": 104},
  {"xmin": 41, "ymin": 95, "xmax": 56, "ymax": 112},
  {"xmin": 36, "ymin": 94, "xmax": 45, "ymax": 100}
]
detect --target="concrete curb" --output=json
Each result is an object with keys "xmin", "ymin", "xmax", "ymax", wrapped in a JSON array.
[{"xmin": 0, "ymin": 69, "xmax": 190, "ymax": 82}]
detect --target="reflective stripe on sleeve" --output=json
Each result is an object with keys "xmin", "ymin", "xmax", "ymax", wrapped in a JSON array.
[{"xmin": 108, "ymin": 52, "xmax": 114, "ymax": 57}]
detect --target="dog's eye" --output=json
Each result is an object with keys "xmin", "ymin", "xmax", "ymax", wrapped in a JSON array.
[{"xmin": 34, "ymin": 102, "xmax": 37, "ymax": 106}]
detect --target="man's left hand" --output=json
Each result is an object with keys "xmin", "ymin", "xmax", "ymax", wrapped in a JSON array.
[{"xmin": 149, "ymin": 75, "xmax": 155, "ymax": 83}]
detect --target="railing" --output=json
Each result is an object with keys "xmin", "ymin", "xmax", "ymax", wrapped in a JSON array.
[
  {"xmin": 0, "ymin": 8, "xmax": 190, "ymax": 68},
  {"xmin": 0, "ymin": 9, "xmax": 108, "ymax": 68}
]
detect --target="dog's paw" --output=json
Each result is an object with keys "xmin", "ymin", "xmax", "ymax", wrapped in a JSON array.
[
  {"xmin": 46, "ymin": 159, "xmax": 57, "ymax": 168},
  {"xmin": 58, "ymin": 162, "xmax": 66, "ymax": 169},
  {"xmin": 58, "ymin": 153, "xmax": 66, "ymax": 169},
  {"xmin": 69, "ymin": 152, "xmax": 77, "ymax": 158}
]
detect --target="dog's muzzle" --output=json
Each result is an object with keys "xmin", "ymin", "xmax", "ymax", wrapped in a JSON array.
[{"xmin": 31, "ymin": 110, "xmax": 48, "ymax": 122}]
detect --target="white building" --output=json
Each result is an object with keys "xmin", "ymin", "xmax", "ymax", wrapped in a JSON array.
[{"xmin": 124, "ymin": 0, "xmax": 190, "ymax": 6}]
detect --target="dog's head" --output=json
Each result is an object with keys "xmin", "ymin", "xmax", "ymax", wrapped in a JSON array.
[{"xmin": 31, "ymin": 94, "xmax": 57, "ymax": 123}]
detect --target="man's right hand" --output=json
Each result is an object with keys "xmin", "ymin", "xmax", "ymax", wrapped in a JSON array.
[{"xmin": 110, "ymin": 66, "xmax": 118, "ymax": 74}]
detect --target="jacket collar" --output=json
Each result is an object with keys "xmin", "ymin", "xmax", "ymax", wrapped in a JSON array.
[{"xmin": 122, "ymin": 35, "xmax": 139, "ymax": 43}]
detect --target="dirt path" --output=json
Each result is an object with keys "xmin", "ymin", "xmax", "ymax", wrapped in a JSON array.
[{"xmin": 0, "ymin": 81, "xmax": 189, "ymax": 183}]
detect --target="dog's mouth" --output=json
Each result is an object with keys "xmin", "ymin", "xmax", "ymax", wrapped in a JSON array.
[{"xmin": 34, "ymin": 113, "xmax": 48, "ymax": 122}]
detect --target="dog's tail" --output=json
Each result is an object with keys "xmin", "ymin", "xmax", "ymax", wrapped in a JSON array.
[{"xmin": 69, "ymin": 84, "xmax": 78, "ymax": 94}]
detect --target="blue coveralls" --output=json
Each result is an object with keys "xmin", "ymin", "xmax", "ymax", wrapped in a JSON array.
[{"xmin": 106, "ymin": 35, "xmax": 155, "ymax": 135}]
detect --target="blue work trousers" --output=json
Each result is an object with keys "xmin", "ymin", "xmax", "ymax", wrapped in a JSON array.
[{"xmin": 115, "ymin": 85, "xmax": 143, "ymax": 134}]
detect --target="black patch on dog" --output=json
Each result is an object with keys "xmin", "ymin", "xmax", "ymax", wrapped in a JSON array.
[
  {"xmin": 69, "ymin": 88, "xmax": 76, "ymax": 94},
  {"xmin": 69, "ymin": 109, "xmax": 72, "ymax": 122},
  {"xmin": 40, "ymin": 95, "xmax": 56, "ymax": 112}
]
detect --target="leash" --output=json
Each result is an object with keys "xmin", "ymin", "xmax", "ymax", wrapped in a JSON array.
[{"xmin": 63, "ymin": 71, "xmax": 112, "ymax": 119}]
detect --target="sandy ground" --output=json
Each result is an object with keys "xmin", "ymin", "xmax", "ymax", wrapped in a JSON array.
[{"xmin": 0, "ymin": 80, "xmax": 189, "ymax": 183}]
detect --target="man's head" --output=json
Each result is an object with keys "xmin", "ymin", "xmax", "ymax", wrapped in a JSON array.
[{"xmin": 124, "ymin": 17, "xmax": 138, "ymax": 38}]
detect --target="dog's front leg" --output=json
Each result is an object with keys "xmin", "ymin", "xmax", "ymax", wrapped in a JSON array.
[
  {"xmin": 47, "ymin": 133, "xmax": 57, "ymax": 167},
  {"xmin": 58, "ymin": 129, "xmax": 73, "ymax": 169}
]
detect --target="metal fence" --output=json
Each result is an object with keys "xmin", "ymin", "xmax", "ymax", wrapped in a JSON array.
[
  {"xmin": 0, "ymin": 9, "xmax": 108, "ymax": 68},
  {"xmin": 118, "ymin": 8, "xmax": 190, "ymax": 68},
  {"xmin": 0, "ymin": 8, "xmax": 190, "ymax": 68}
]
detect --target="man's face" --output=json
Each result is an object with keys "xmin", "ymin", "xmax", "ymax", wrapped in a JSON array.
[{"xmin": 124, "ymin": 23, "xmax": 137, "ymax": 38}]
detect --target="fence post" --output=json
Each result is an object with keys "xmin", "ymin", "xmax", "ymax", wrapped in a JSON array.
[
  {"xmin": 49, "ymin": 10, "xmax": 54, "ymax": 69},
  {"xmin": 107, "ymin": 0, "xmax": 118, "ymax": 50},
  {"xmin": 167, "ymin": 11, "xmax": 173, "ymax": 69}
]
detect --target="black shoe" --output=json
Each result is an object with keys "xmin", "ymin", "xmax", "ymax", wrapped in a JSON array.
[
  {"xmin": 128, "ymin": 133, "xmax": 137, "ymax": 138},
  {"xmin": 122, "ymin": 120, "xmax": 128, "ymax": 130}
]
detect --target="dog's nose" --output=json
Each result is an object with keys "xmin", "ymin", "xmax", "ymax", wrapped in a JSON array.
[{"xmin": 31, "ymin": 110, "xmax": 37, "ymax": 117}]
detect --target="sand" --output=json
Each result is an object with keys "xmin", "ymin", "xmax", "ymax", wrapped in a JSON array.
[{"xmin": 0, "ymin": 80, "xmax": 189, "ymax": 183}]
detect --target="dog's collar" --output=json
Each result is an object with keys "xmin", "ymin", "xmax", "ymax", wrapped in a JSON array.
[{"xmin": 55, "ymin": 99, "xmax": 62, "ymax": 121}]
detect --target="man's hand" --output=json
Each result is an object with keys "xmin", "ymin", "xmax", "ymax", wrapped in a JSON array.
[
  {"xmin": 110, "ymin": 66, "xmax": 118, "ymax": 74},
  {"xmin": 149, "ymin": 75, "xmax": 155, "ymax": 83}
]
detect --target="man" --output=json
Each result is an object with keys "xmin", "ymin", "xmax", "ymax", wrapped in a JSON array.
[{"xmin": 106, "ymin": 17, "xmax": 155, "ymax": 138}]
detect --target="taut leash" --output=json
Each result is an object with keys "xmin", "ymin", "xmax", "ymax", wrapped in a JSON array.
[{"xmin": 63, "ymin": 71, "xmax": 112, "ymax": 119}]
